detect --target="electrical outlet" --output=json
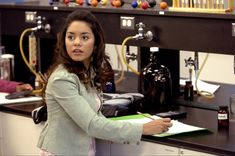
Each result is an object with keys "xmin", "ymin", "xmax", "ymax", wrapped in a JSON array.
[
  {"xmin": 232, "ymin": 23, "xmax": 235, "ymax": 37},
  {"xmin": 25, "ymin": 11, "xmax": 37, "ymax": 23},
  {"xmin": 120, "ymin": 16, "xmax": 135, "ymax": 30}
]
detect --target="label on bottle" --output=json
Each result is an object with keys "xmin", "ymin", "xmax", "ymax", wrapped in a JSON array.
[
  {"xmin": 218, "ymin": 113, "xmax": 228, "ymax": 120},
  {"xmin": 35, "ymin": 80, "xmax": 40, "ymax": 88}
]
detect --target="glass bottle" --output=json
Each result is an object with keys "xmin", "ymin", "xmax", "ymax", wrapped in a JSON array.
[
  {"xmin": 218, "ymin": 106, "xmax": 229, "ymax": 128},
  {"xmin": 184, "ymin": 81, "xmax": 194, "ymax": 101},
  {"xmin": 140, "ymin": 47, "xmax": 172, "ymax": 113}
]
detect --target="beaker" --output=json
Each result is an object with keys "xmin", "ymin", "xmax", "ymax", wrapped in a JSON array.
[{"xmin": 0, "ymin": 54, "xmax": 14, "ymax": 80}]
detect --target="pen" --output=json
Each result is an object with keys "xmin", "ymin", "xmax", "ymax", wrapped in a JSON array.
[{"xmin": 137, "ymin": 111, "xmax": 156, "ymax": 120}]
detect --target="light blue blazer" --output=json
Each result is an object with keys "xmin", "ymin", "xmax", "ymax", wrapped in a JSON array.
[{"xmin": 37, "ymin": 65, "xmax": 143, "ymax": 155}]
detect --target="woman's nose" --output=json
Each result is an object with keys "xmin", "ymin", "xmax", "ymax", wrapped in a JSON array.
[{"xmin": 73, "ymin": 37, "xmax": 81, "ymax": 46}]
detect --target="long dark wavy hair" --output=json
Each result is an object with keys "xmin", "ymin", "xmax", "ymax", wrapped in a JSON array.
[{"xmin": 44, "ymin": 9, "xmax": 114, "ymax": 93}]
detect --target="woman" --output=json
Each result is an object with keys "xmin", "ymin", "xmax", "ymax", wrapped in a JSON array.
[
  {"xmin": 37, "ymin": 10, "xmax": 172, "ymax": 156},
  {"xmin": 0, "ymin": 79, "xmax": 32, "ymax": 93}
]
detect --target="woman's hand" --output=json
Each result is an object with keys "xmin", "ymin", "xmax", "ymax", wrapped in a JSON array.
[
  {"xmin": 143, "ymin": 118, "xmax": 172, "ymax": 135},
  {"xmin": 16, "ymin": 84, "xmax": 33, "ymax": 92}
]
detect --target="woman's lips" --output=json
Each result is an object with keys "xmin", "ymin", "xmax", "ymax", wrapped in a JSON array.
[{"xmin": 73, "ymin": 49, "xmax": 83, "ymax": 55}]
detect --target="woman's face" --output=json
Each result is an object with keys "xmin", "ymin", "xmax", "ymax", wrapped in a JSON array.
[{"xmin": 65, "ymin": 21, "xmax": 95, "ymax": 68}]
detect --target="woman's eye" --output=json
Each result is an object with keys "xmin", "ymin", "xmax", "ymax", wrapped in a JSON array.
[
  {"xmin": 67, "ymin": 35, "xmax": 75, "ymax": 41},
  {"xmin": 82, "ymin": 36, "xmax": 89, "ymax": 40}
]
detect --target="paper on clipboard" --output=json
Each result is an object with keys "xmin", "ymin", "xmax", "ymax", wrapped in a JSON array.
[
  {"xmin": 0, "ymin": 92, "xmax": 42, "ymax": 105},
  {"xmin": 111, "ymin": 114, "xmax": 207, "ymax": 137}
]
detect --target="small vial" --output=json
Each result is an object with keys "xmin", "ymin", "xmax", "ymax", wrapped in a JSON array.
[
  {"xmin": 184, "ymin": 81, "xmax": 194, "ymax": 101},
  {"xmin": 218, "ymin": 106, "xmax": 229, "ymax": 128}
]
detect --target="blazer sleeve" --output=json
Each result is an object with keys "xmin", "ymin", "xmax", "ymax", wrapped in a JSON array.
[{"xmin": 48, "ymin": 72, "xmax": 143, "ymax": 144}]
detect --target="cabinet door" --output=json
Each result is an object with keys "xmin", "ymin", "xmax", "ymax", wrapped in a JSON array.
[
  {"xmin": 1, "ymin": 112, "xmax": 44, "ymax": 155},
  {"xmin": 96, "ymin": 139, "xmax": 111, "ymax": 156},
  {"xmin": 0, "ymin": 112, "xmax": 3, "ymax": 156},
  {"xmin": 111, "ymin": 141, "xmax": 179, "ymax": 156},
  {"xmin": 180, "ymin": 148, "xmax": 216, "ymax": 156}
]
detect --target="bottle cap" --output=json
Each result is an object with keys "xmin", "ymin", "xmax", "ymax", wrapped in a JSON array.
[
  {"xmin": 150, "ymin": 47, "xmax": 159, "ymax": 53},
  {"xmin": 185, "ymin": 81, "xmax": 192, "ymax": 85},
  {"xmin": 1, "ymin": 54, "xmax": 14, "ymax": 59}
]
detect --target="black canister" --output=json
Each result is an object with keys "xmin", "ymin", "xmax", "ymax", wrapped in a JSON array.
[{"xmin": 140, "ymin": 47, "xmax": 172, "ymax": 113}]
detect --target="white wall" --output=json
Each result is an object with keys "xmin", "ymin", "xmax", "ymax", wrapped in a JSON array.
[
  {"xmin": 106, "ymin": 44, "xmax": 138, "ymax": 72},
  {"xmin": 180, "ymin": 51, "xmax": 235, "ymax": 85}
]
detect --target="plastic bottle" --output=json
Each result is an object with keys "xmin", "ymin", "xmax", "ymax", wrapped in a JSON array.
[
  {"xmin": 140, "ymin": 47, "xmax": 172, "ymax": 113},
  {"xmin": 218, "ymin": 106, "xmax": 229, "ymax": 128}
]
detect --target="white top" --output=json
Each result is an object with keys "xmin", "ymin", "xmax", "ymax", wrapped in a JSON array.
[{"xmin": 88, "ymin": 89, "xmax": 102, "ymax": 156}]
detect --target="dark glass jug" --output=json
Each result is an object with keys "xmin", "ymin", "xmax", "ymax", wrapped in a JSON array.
[{"xmin": 140, "ymin": 47, "xmax": 172, "ymax": 113}]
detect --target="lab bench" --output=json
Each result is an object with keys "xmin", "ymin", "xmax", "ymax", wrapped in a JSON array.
[
  {"xmin": 0, "ymin": 100, "xmax": 235, "ymax": 155},
  {"xmin": 1, "ymin": 83, "xmax": 235, "ymax": 155},
  {"xmin": 1, "ymin": 1, "xmax": 235, "ymax": 155}
]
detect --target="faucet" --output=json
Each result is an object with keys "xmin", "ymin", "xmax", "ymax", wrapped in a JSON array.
[
  {"xmin": 32, "ymin": 16, "xmax": 51, "ymax": 33},
  {"xmin": 133, "ymin": 22, "xmax": 153, "ymax": 41}
]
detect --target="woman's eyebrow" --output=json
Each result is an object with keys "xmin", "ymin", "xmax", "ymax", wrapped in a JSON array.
[
  {"xmin": 66, "ymin": 32, "xmax": 91, "ymax": 35},
  {"xmin": 66, "ymin": 32, "xmax": 75, "ymax": 35},
  {"xmin": 81, "ymin": 32, "xmax": 91, "ymax": 35}
]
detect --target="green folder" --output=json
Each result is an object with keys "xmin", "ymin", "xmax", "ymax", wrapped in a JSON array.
[{"xmin": 110, "ymin": 114, "xmax": 208, "ymax": 137}]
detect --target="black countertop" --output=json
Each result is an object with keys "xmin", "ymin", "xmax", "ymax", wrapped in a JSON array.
[
  {"xmin": 175, "ymin": 82, "xmax": 235, "ymax": 111},
  {"xmin": 144, "ymin": 106, "xmax": 235, "ymax": 156}
]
